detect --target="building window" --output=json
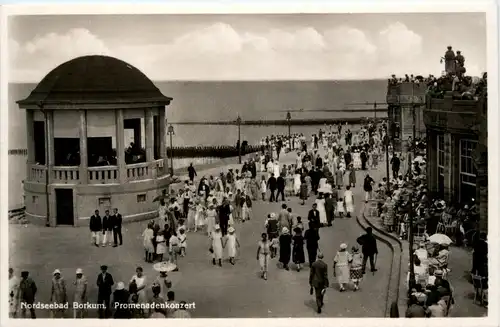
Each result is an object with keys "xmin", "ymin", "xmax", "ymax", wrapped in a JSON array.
[
  {"xmin": 137, "ymin": 194, "xmax": 146, "ymax": 203},
  {"xmin": 98, "ymin": 197, "xmax": 111, "ymax": 207},
  {"xmin": 460, "ymin": 139, "xmax": 478, "ymax": 202},
  {"xmin": 436, "ymin": 134, "xmax": 445, "ymax": 198}
]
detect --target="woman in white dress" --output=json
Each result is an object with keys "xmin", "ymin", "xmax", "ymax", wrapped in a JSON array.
[
  {"xmin": 130, "ymin": 267, "xmax": 147, "ymax": 304},
  {"xmin": 260, "ymin": 154, "xmax": 266, "ymax": 172},
  {"xmin": 155, "ymin": 232, "xmax": 167, "ymax": 262},
  {"xmin": 205, "ymin": 204, "xmax": 217, "ymax": 236},
  {"xmin": 273, "ymin": 161, "xmax": 280, "ymax": 179},
  {"xmin": 223, "ymin": 226, "xmax": 240, "ymax": 265},
  {"xmin": 194, "ymin": 200, "xmax": 205, "ymax": 232},
  {"xmin": 315, "ymin": 194, "xmax": 328, "ymax": 226},
  {"xmin": 333, "ymin": 243, "xmax": 352, "ymax": 292},
  {"xmin": 318, "ymin": 176, "xmax": 328, "ymax": 190},
  {"xmin": 353, "ymin": 150, "xmax": 362, "ymax": 170},
  {"xmin": 266, "ymin": 160, "xmax": 274, "ymax": 180},
  {"xmin": 142, "ymin": 222, "xmax": 155, "ymax": 262},
  {"xmin": 344, "ymin": 186, "xmax": 355, "ymax": 218},
  {"xmin": 293, "ymin": 170, "xmax": 301, "ymax": 195},
  {"xmin": 211, "ymin": 225, "xmax": 224, "ymax": 266}
]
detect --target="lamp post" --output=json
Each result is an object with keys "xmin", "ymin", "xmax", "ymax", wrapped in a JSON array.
[
  {"xmin": 286, "ymin": 111, "xmax": 292, "ymax": 150},
  {"xmin": 236, "ymin": 115, "xmax": 242, "ymax": 164},
  {"xmin": 167, "ymin": 125, "xmax": 175, "ymax": 176},
  {"xmin": 384, "ymin": 133, "xmax": 391, "ymax": 194}
]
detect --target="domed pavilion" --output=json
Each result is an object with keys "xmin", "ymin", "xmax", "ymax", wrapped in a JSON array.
[{"xmin": 17, "ymin": 55, "xmax": 173, "ymax": 226}]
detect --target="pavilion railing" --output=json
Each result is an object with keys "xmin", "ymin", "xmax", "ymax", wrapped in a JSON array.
[
  {"xmin": 126, "ymin": 162, "xmax": 149, "ymax": 181},
  {"xmin": 88, "ymin": 166, "xmax": 119, "ymax": 184},
  {"xmin": 53, "ymin": 166, "xmax": 79, "ymax": 183},
  {"xmin": 30, "ymin": 165, "xmax": 47, "ymax": 183}
]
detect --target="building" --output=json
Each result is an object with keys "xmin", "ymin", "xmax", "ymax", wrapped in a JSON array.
[
  {"xmin": 386, "ymin": 81, "xmax": 427, "ymax": 153},
  {"xmin": 424, "ymin": 89, "xmax": 488, "ymax": 231},
  {"xmin": 17, "ymin": 55, "xmax": 173, "ymax": 227}
]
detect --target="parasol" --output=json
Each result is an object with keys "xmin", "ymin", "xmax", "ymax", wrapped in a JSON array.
[
  {"xmin": 317, "ymin": 187, "xmax": 332, "ymax": 194},
  {"xmin": 428, "ymin": 233, "xmax": 453, "ymax": 245},
  {"xmin": 153, "ymin": 261, "xmax": 177, "ymax": 273}
]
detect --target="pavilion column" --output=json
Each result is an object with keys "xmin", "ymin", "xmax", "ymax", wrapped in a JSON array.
[
  {"xmin": 79, "ymin": 110, "xmax": 88, "ymax": 184},
  {"xmin": 25, "ymin": 110, "xmax": 35, "ymax": 177},
  {"xmin": 45, "ymin": 110, "xmax": 55, "ymax": 184},
  {"xmin": 115, "ymin": 109, "xmax": 127, "ymax": 183},
  {"xmin": 145, "ymin": 108, "xmax": 156, "ymax": 178},
  {"xmin": 159, "ymin": 106, "xmax": 166, "ymax": 176},
  {"xmin": 443, "ymin": 133, "xmax": 453, "ymax": 203}
]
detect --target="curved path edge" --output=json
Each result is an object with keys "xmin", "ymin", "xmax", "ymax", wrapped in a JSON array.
[{"xmin": 356, "ymin": 203, "xmax": 403, "ymax": 317}]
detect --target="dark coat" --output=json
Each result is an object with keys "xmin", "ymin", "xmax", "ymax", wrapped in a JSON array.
[
  {"xmin": 276, "ymin": 176, "xmax": 286, "ymax": 190},
  {"xmin": 19, "ymin": 277, "xmax": 37, "ymax": 303},
  {"xmin": 267, "ymin": 177, "xmax": 277, "ymax": 190},
  {"xmin": 112, "ymin": 213, "xmax": 123, "ymax": 230},
  {"xmin": 292, "ymin": 235, "xmax": 305, "ymax": 264},
  {"xmin": 309, "ymin": 259, "xmax": 329, "ymax": 289},
  {"xmin": 357, "ymin": 233, "xmax": 378, "ymax": 255},
  {"xmin": 103, "ymin": 215, "xmax": 113, "ymax": 231},
  {"xmin": 89, "ymin": 214, "xmax": 102, "ymax": 232},
  {"xmin": 279, "ymin": 234, "xmax": 292, "ymax": 265},
  {"xmin": 188, "ymin": 166, "xmax": 197, "ymax": 179},
  {"xmin": 113, "ymin": 289, "xmax": 131, "ymax": 318},
  {"xmin": 325, "ymin": 197, "xmax": 335, "ymax": 214},
  {"xmin": 308, "ymin": 209, "xmax": 320, "ymax": 229},
  {"xmin": 363, "ymin": 176, "xmax": 374, "ymax": 192},
  {"xmin": 97, "ymin": 273, "xmax": 114, "ymax": 297},
  {"xmin": 304, "ymin": 228, "xmax": 320, "ymax": 250}
]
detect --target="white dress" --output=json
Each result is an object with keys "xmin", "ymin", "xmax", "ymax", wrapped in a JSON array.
[
  {"xmin": 206, "ymin": 209, "xmax": 217, "ymax": 235},
  {"xmin": 293, "ymin": 174, "xmax": 301, "ymax": 195},
  {"xmin": 130, "ymin": 274, "xmax": 147, "ymax": 304},
  {"xmin": 344, "ymin": 190, "xmax": 354, "ymax": 213},
  {"xmin": 156, "ymin": 235, "xmax": 167, "ymax": 254},
  {"xmin": 211, "ymin": 231, "xmax": 223, "ymax": 260},
  {"xmin": 226, "ymin": 234, "xmax": 237, "ymax": 257},
  {"xmin": 336, "ymin": 200, "xmax": 345, "ymax": 214},
  {"xmin": 179, "ymin": 234, "xmax": 187, "ymax": 250},
  {"xmin": 273, "ymin": 163, "xmax": 280, "ymax": 178},
  {"xmin": 315, "ymin": 198, "xmax": 328, "ymax": 225},
  {"xmin": 318, "ymin": 178, "xmax": 327, "ymax": 190},
  {"xmin": 353, "ymin": 152, "xmax": 362, "ymax": 169}
]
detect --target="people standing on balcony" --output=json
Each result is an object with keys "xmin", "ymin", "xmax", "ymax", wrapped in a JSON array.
[
  {"xmin": 89, "ymin": 210, "xmax": 102, "ymax": 247},
  {"xmin": 188, "ymin": 163, "xmax": 197, "ymax": 182},
  {"xmin": 443, "ymin": 46, "xmax": 456, "ymax": 74}
]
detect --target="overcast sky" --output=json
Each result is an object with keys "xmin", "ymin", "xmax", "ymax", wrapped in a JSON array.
[{"xmin": 8, "ymin": 13, "xmax": 486, "ymax": 82}]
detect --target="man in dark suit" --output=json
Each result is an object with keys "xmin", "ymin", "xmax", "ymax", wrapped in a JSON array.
[
  {"xmin": 96, "ymin": 265, "xmax": 114, "ymax": 318},
  {"xmin": 89, "ymin": 210, "xmax": 102, "ymax": 247},
  {"xmin": 324, "ymin": 193, "xmax": 335, "ymax": 226},
  {"xmin": 390, "ymin": 154, "xmax": 401, "ymax": 179},
  {"xmin": 357, "ymin": 227, "xmax": 379, "ymax": 274},
  {"xmin": 112, "ymin": 208, "xmax": 123, "ymax": 247},
  {"xmin": 267, "ymin": 173, "xmax": 277, "ymax": 202},
  {"xmin": 276, "ymin": 174, "xmax": 286, "ymax": 202},
  {"xmin": 187, "ymin": 163, "xmax": 197, "ymax": 182},
  {"xmin": 308, "ymin": 203, "xmax": 320, "ymax": 229},
  {"xmin": 309, "ymin": 253, "xmax": 329, "ymax": 313}
]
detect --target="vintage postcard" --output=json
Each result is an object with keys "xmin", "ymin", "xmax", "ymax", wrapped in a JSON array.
[{"xmin": 0, "ymin": 2, "xmax": 497, "ymax": 327}]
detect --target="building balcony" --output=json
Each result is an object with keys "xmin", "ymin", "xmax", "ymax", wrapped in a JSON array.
[
  {"xmin": 28, "ymin": 159, "xmax": 167, "ymax": 185},
  {"xmin": 386, "ymin": 82, "xmax": 427, "ymax": 105},
  {"xmin": 423, "ymin": 92, "xmax": 485, "ymax": 134}
]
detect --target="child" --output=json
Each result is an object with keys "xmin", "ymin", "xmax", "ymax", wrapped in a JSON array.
[
  {"xmin": 223, "ymin": 227, "xmax": 240, "ymax": 265},
  {"xmin": 178, "ymin": 228, "xmax": 187, "ymax": 257},
  {"xmin": 300, "ymin": 179, "xmax": 308, "ymax": 205},
  {"xmin": 155, "ymin": 230, "xmax": 167, "ymax": 262},
  {"xmin": 260, "ymin": 176, "xmax": 267, "ymax": 201},
  {"xmin": 294, "ymin": 216, "xmax": 304, "ymax": 232},
  {"xmin": 336, "ymin": 197, "xmax": 345, "ymax": 218},
  {"xmin": 177, "ymin": 219, "xmax": 186, "ymax": 235},
  {"xmin": 169, "ymin": 232, "xmax": 180, "ymax": 270}
]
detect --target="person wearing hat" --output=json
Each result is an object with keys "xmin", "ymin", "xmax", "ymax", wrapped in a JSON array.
[
  {"xmin": 188, "ymin": 162, "xmax": 197, "ymax": 182},
  {"xmin": 73, "ymin": 268, "xmax": 88, "ymax": 318},
  {"xmin": 205, "ymin": 204, "xmax": 217, "ymax": 237},
  {"xmin": 223, "ymin": 226, "xmax": 240, "ymax": 265},
  {"xmin": 19, "ymin": 271, "xmax": 37, "ymax": 318},
  {"xmin": 211, "ymin": 224, "xmax": 224, "ymax": 266},
  {"xmin": 97, "ymin": 265, "xmax": 114, "ymax": 318},
  {"xmin": 50, "ymin": 269, "xmax": 67, "ymax": 318},
  {"xmin": 309, "ymin": 252, "xmax": 329, "ymax": 313},
  {"xmin": 349, "ymin": 246, "xmax": 363, "ymax": 291},
  {"xmin": 356, "ymin": 227, "xmax": 378, "ymax": 274},
  {"xmin": 278, "ymin": 227, "xmax": 292, "ymax": 270},
  {"xmin": 333, "ymin": 243, "xmax": 352, "ymax": 292},
  {"xmin": 112, "ymin": 282, "xmax": 131, "ymax": 318}
]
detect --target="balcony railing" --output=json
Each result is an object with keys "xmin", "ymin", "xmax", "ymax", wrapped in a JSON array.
[
  {"xmin": 88, "ymin": 166, "xmax": 119, "ymax": 184},
  {"xmin": 53, "ymin": 166, "xmax": 79, "ymax": 183},
  {"xmin": 127, "ymin": 162, "xmax": 149, "ymax": 182},
  {"xmin": 30, "ymin": 165, "xmax": 47, "ymax": 183}
]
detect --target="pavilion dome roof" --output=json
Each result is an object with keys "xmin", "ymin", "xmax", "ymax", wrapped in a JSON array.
[{"xmin": 17, "ymin": 55, "xmax": 172, "ymax": 108}]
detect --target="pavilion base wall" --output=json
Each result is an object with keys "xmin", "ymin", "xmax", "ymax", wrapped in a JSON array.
[{"xmin": 23, "ymin": 175, "xmax": 174, "ymax": 227}]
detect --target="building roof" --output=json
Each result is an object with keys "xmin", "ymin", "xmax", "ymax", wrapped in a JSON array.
[{"xmin": 17, "ymin": 55, "xmax": 172, "ymax": 108}]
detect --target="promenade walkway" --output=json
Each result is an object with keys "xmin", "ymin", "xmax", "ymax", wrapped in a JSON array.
[
  {"xmin": 362, "ymin": 155, "xmax": 487, "ymax": 317},
  {"xmin": 10, "ymin": 145, "xmax": 394, "ymax": 318}
]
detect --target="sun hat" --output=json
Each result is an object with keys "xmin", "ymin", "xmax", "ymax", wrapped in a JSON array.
[
  {"xmin": 228, "ymin": 227, "xmax": 235, "ymax": 233},
  {"xmin": 282, "ymin": 227, "xmax": 289, "ymax": 234},
  {"xmin": 53, "ymin": 269, "xmax": 61, "ymax": 275},
  {"xmin": 215, "ymin": 224, "xmax": 221, "ymax": 230},
  {"xmin": 434, "ymin": 270, "xmax": 443, "ymax": 277},
  {"xmin": 340, "ymin": 243, "xmax": 348, "ymax": 250},
  {"xmin": 270, "ymin": 213, "xmax": 276, "ymax": 218},
  {"xmin": 76, "ymin": 268, "xmax": 83, "ymax": 274},
  {"xmin": 116, "ymin": 282, "xmax": 125, "ymax": 290}
]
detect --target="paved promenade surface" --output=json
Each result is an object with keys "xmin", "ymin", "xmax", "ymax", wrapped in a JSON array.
[
  {"xmin": 363, "ymin": 155, "xmax": 487, "ymax": 317},
  {"xmin": 10, "ymin": 149, "xmax": 393, "ymax": 318}
]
